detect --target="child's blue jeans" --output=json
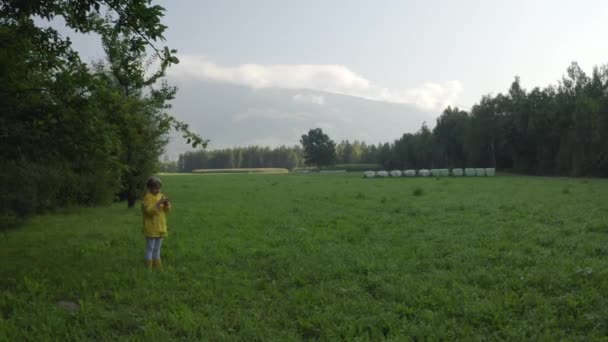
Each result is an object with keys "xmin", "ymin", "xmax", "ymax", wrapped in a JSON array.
[{"xmin": 145, "ymin": 237, "xmax": 163, "ymax": 260}]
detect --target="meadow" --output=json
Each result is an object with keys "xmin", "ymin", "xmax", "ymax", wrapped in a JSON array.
[
  {"xmin": 192, "ymin": 168, "xmax": 289, "ymax": 174},
  {"xmin": 1, "ymin": 173, "xmax": 607, "ymax": 340}
]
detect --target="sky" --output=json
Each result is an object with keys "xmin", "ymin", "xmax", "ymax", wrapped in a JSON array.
[{"xmin": 52, "ymin": 0, "xmax": 608, "ymax": 155}]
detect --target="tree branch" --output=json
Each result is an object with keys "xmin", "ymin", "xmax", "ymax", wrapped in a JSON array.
[{"xmin": 101, "ymin": 0, "xmax": 166, "ymax": 62}]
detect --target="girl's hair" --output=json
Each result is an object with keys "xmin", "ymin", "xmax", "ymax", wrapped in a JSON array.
[{"xmin": 146, "ymin": 176, "xmax": 162, "ymax": 189}]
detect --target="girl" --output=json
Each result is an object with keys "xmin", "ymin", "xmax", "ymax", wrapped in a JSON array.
[{"xmin": 142, "ymin": 176, "xmax": 171, "ymax": 269}]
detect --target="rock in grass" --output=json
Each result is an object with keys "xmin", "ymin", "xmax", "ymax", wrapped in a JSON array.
[
  {"xmin": 465, "ymin": 168, "xmax": 476, "ymax": 176},
  {"xmin": 418, "ymin": 169, "xmax": 431, "ymax": 177},
  {"xmin": 485, "ymin": 168, "xmax": 496, "ymax": 176},
  {"xmin": 363, "ymin": 171, "xmax": 375, "ymax": 178},
  {"xmin": 452, "ymin": 168, "xmax": 463, "ymax": 176},
  {"xmin": 390, "ymin": 170, "xmax": 402, "ymax": 177},
  {"xmin": 57, "ymin": 300, "xmax": 80, "ymax": 313}
]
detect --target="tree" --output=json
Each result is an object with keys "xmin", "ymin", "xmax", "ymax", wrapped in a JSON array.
[
  {"xmin": 300, "ymin": 128, "xmax": 336, "ymax": 168},
  {"xmin": 1, "ymin": 0, "xmax": 208, "ymax": 225},
  {"xmin": 95, "ymin": 22, "xmax": 206, "ymax": 207},
  {"xmin": 433, "ymin": 106, "xmax": 469, "ymax": 168},
  {"xmin": 1, "ymin": 16, "xmax": 124, "ymax": 225},
  {"xmin": 376, "ymin": 142, "xmax": 394, "ymax": 169}
]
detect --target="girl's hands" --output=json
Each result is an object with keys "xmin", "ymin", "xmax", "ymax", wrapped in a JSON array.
[{"xmin": 156, "ymin": 197, "xmax": 169, "ymax": 209}]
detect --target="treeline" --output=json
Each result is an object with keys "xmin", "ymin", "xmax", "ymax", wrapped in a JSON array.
[
  {"xmin": 176, "ymin": 141, "xmax": 384, "ymax": 171},
  {"xmin": 178, "ymin": 146, "xmax": 305, "ymax": 172},
  {"xmin": 1, "ymin": 1, "xmax": 203, "ymax": 227},
  {"xmin": 377, "ymin": 63, "xmax": 608, "ymax": 176}
]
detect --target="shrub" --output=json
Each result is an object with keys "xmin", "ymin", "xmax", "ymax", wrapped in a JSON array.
[{"xmin": 1, "ymin": 159, "xmax": 118, "ymax": 228}]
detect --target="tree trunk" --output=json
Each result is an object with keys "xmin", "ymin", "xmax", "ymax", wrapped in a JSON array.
[
  {"xmin": 125, "ymin": 135, "xmax": 135, "ymax": 208},
  {"xmin": 127, "ymin": 189, "xmax": 137, "ymax": 208},
  {"xmin": 491, "ymin": 135, "xmax": 497, "ymax": 168}
]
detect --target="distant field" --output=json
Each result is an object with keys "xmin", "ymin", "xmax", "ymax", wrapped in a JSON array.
[
  {"xmin": 294, "ymin": 163, "xmax": 383, "ymax": 172},
  {"xmin": 1, "ymin": 174, "xmax": 607, "ymax": 340},
  {"xmin": 192, "ymin": 168, "xmax": 288, "ymax": 174}
]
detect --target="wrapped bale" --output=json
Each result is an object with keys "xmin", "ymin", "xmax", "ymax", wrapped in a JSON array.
[
  {"xmin": 485, "ymin": 168, "xmax": 496, "ymax": 176},
  {"xmin": 390, "ymin": 170, "xmax": 402, "ymax": 177},
  {"xmin": 363, "ymin": 171, "xmax": 376, "ymax": 178},
  {"xmin": 431, "ymin": 169, "xmax": 441, "ymax": 177},
  {"xmin": 452, "ymin": 168, "xmax": 464, "ymax": 176},
  {"xmin": 465, "ymin": 168, "xmax": 476, "ymax": 176},
  {"xmin": 403, "ymin": 169, "xmax": 416, "ymax": 177},
  {"xmin": 376, "ymin": 170, "xmax": 389, "ymax": 177},
  {"xmin": 475, "ymin": 168, "xmax": 486, "ymax": 176},
  {"xmin": 418, "ymin": 169, "xmax": 431, "ymax": 177},
  {"xmin": 440, "ymin": 169, "xmax": 450, "ymax": 177}
]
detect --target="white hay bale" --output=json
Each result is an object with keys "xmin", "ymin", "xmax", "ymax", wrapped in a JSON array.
[
  {"xmin": 376, "ymin": 170, "xmax": 389, "ymax": 177},
  {"xmin": 485, "ymin": 168, "xmax": 496, "ymax": 176},
  {"xmin": 440, "ymin": 169, "xmax": 450, "ymax": 177},
  {"xmin": 390, "ymin": 170, "xmax": 402, "ymax": 177},
  {"xmin": 465, "ymin": 168, "xmax": 476, "ymax": 176},
  {"xmin": 363, "ymin": 171, "xmax": 375, "ymax": 178},
  {"xmin": 452, "ymin": 168, "xmax": 463, "ymax": 176},
  {"xmin": 418, "ymin": 169, "xmax": 431, "ymax": 177},
  {"xmin": 430, "ymin": 169, "xmax": 441, "ymax": 177},
  {"xmin": 475, "ymin": 168, "xmax": 486, "ymax": 176},
  {"xmin": 403, "ymin": 169, "xmax": 416, "ymax": 177}
]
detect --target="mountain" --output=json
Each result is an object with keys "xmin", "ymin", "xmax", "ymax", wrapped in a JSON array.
[{"xmin": 164, "ymin": 80, "xmax": 436, "ymax": 158}]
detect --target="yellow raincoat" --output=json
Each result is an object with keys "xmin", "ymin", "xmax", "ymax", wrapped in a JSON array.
[{"xmin": 142, "ymin": 192, "xmax": 170, "ymax": 237}]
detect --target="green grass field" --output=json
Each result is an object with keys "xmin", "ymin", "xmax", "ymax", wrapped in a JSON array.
[
  {"xmin": 2, "ymin": 174, "xmax": 608, "ymax": 340},
  {"xmin": 192, "ymin": 168, "xmax": 289, "ymax": 174}
]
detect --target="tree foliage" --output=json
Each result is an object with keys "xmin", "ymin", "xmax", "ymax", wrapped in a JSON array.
[
  {"xmin": 178, "ymin": 146, "xmax": 304, "ymax": 172},
  {"xmin": 300, "ymin": 128, "xmax": 337, "ymax": 168},
  {"xmin": 371, "ymin": 62, "xmax": 608, "ymax": 177},
  {"xmin": 1, "ymin": 0, "xmax": 206, "ymax": 226}
]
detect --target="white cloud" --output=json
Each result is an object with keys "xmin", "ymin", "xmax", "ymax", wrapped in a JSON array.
[
  {"xmin": 314, "ymin": 122, "xmax": 336, "ymax": 131},
  {"xmin": 292, "ymin": 93, "xmax": 325, "ymax": 105},
  {"xmin": 380, "ymin": 80, "xmax": 464, "ymax": 113},
  {"xmin": 170, "ymin": 55, "xmax": 463, "ymax": 112},
  {"xmin": 245, "ymin": 136, "xmax": 297, "ymax": 147},
  {"xmin": 232, "ymin": 108, "xmax": 309, "ymax": 122}
]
